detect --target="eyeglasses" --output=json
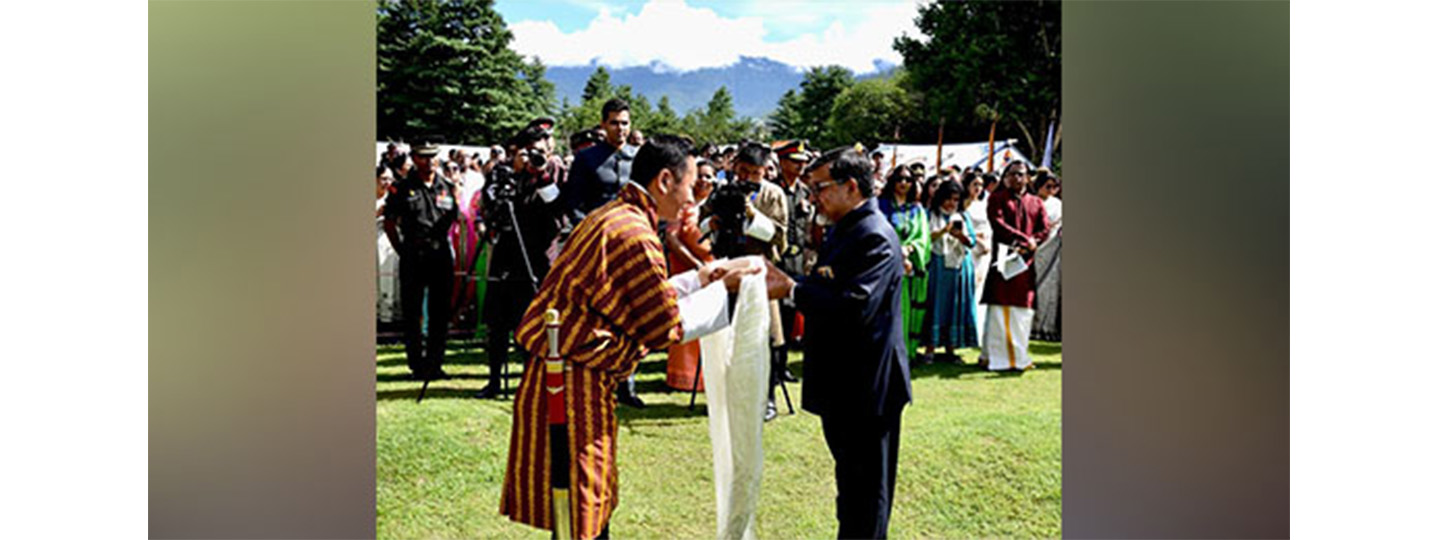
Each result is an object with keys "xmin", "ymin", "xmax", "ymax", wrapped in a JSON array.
[{"xmin": 810, "ymin": 179, "xmax": 848, "ymax": 196}]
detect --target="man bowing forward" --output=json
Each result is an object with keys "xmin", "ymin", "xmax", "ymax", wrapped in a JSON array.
[{"xmin": 499, "ymin": 135, "xmax": 788, "ymax": 539}]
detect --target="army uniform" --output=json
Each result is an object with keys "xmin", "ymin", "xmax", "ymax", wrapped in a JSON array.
[{"xmin": 384, "ymin": 148, "xmax": 460, "ymax": 379}]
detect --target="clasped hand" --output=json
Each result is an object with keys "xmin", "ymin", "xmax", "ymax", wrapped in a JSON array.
[{"xmin": 698, "ymin": 257, "xmax": 795, "ymax": 300}]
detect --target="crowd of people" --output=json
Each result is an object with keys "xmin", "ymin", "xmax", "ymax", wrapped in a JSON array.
[
  {"xmin": 377, "ymin": 96, "xmax": 1062, "ymax": 539},
  {"xmin": 376, "ymin": 98, "xmax": 1063, "ymax": 384}
]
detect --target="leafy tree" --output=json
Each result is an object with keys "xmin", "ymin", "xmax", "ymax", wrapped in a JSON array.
[
  {"xmin": 893, "ymin": 0, "xmax": 1060, "ymax": 158},
  {"xmin": 518, "ymin": 55, "xmax": 556, "ymax": 118},
  {"xmin": 768, "ymin": 89, "xmax": 803, "ymax": 140},
  {"xmin": 794, "ymin": 66, "xmax": 855, "ymax": 148},
  {"xmin": 376, "ymin": 0, "xmax": 555, "ymax": 145},
  {"xmin": 581, "ymin": 65, "xmax": 613, "ymax": 102},
  {"xmin": 826, "ymin": 75, "xmax": 916, "ymax": 149},
  {"xmin": 648, "ymin": 95, "xmax": 682, "ymax": 135}
]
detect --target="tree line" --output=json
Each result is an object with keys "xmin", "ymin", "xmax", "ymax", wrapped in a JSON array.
[{"xmin": 378, "ymin": 0, "xmax": 1059, "ymax": 168}]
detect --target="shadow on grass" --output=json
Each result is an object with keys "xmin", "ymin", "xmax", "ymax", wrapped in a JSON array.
[
  {"xmin": 1029, "ymin": 341, "xmax": 1063, "ymax": 356},
  {"xmin": 376, "ymin": 372, "xmax": 493, "ymax": 383},
  {"xmin": 911, "ymin": 360, "xmax": 1062, "ymax": 380},
  {"xmin": 376, "ymin": 386, "xmax": 492, "ymax": 402},
  {"xmin": 616, "ymin": 401, "xmax": 709, "ymax": 423}
]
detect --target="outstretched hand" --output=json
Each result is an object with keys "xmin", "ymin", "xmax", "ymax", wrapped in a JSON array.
[
  {"xmin": 761, "ymin": 258, "xmax": 796, "ymax": 300},
  {"xmin": 700, "ymin": 257, "xmax": 763, "ymax": 292}
]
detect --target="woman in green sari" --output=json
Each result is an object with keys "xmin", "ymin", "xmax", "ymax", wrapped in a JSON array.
[{"xmin": 877, "ymin": 168, "xmax": 931, "ymax": 358}]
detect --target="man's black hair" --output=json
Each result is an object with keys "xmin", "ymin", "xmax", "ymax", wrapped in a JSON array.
[
  {"xmin": 1002, "ymin": 159, "xmax": 1032, "ymax": 178},
  {"xmin": 805, "ymin": 146, "xmax": 874, "ymax": 198},
  {"xmin": 735, "ymin": 142, "xmax": 771, "ymax": 167},
  {"xmin": 982, "ymin": 172, "xmax": 1000, "ymax": 187},
  {"xmin": 631, "ymin": 134, "xmax": 694, "ymax": 188},
  {"xmin": 601, "ymin": 98, "xmax": 630, "ymax": 121}
]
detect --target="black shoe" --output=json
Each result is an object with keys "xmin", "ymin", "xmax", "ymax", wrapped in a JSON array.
[
  {"xmin": 763, "ymin": 401, "xmax": 778, "ymax": 422},
  {"xmin": 474, "ymin": 383, "xmax": 502, "ymax": 400},
  {"xmin": 780, "ymin": 368, "xmax": 799, "ymax": 383},
  {"xmin": 617, "ymin": 392, "xmax": 647, "ymax": 408}
]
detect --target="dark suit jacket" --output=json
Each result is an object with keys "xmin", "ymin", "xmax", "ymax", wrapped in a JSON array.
[
  {"xmin": 561, "ymin": 143, "xmax": 633, "ymax": 226},
  {"xmin": 794, "ymin": 198, "xmax": 912, "ymax": 419}
]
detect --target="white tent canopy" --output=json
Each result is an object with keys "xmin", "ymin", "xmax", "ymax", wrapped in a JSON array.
[
  {"xmin": 375, "ymin": 142, "xmax": 498, "ymax": 166},
  {"xmin": 872, "ymin": 139, "xmax": 1033, "ymax": 177}
]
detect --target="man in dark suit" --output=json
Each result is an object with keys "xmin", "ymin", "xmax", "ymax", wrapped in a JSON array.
[{"xmin": 771, "ymin": 145, "xmax": 912, "ymax": 539}]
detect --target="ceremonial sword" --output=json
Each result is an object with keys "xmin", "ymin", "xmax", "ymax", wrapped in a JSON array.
[{"xmin": 543, "ymin": 309, "xmax": 573, "ymax": 539}]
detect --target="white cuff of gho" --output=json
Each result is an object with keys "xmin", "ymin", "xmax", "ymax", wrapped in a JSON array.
[
  {"xmin": 677, "ymin": 280, "xmax": 730, "ymax": 343},
  {"xmin": 667, "ymin": 269, "xmax": 702, "ymax": 296},
  {"xmin": 698, "ymin": 216, "xmax": 713, "ymax": 236},
  {"xmin": 744, "ymin": 212, "xmax": 775, "ymax": 242},
  {"xmin": 536, "ymin": 183, "xmax": 561, "ymax": 203}
]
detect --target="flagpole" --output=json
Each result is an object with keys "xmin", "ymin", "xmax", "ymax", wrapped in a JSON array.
[
  {"xmin": 987, "ymin": 120, "xmax": 997, "ymax": 172},
  {"xmin": 935, "ymin": 117, "xmax": 945, "ymax": 174},
  {"xmin": 1041, "ymin": 119, "xmax": 1056, "ymax": 169}
]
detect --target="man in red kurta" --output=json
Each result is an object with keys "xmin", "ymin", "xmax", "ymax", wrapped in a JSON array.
[
  {"xmin": 980, "ymin": 160, "xmax": 1052, "ymax": 371},
  {"xmin": 499, "ymin": 136, "xmax": 770, "ymax": 539}
]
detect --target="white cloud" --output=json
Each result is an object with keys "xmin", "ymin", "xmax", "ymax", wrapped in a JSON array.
[{"xmin": 509, "ymin": 0, "xmax": 925, "ymax": 73}]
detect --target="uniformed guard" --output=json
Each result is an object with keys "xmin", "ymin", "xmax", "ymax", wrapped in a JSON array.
[
  {"xmin": 383, "ymin": 139, "xmax": 461, "ymax": 380},
  {"xmin": 774, "ymin": 139, "xmax": 814, "ymax": 351}
]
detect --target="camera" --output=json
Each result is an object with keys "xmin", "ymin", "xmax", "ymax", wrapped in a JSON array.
[
  {"xmin": 482, "ymin": 164, "xmax": 522, "ymax": 237},
  {"xmin": 707, "ymin": 179, "xmax": 760, "ymax": 258},
  {"xmin": 519, "ymin": 147, "xmax": 547, "ymax": 170}
]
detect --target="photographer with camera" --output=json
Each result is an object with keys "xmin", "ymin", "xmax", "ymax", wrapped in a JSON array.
[
  {"xmin": 706, "ymin": 142, "xmax": 791, "ymax": 421},
  {"xmin": 474, "ymin": 119, "xmax": 567, "ymax": 400}
]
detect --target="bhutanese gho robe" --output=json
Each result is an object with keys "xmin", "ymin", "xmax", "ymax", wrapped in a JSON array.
[{"xmin": 500, "ymin": 181, "xmax": 728, "ymax": 539}]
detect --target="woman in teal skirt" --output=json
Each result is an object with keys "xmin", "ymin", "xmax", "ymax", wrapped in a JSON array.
[
  {"xmin": 878, "ymin": 168, "xmax": 931, "ymax": 358},
  {"xmin": 921, "ymin": 179, "xmax": 980, "ymax": 363}
]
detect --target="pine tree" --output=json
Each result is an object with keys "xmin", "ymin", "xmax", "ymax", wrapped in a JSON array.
[
  {"xmin": 376, "ymin": 0, "xmax": 555, "ymax": 145},
  {"xmin": 581, "ymin": 66, "xmax": 613, "ymax": 102}
]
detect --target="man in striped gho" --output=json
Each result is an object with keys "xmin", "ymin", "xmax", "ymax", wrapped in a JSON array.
[{"xmin": 498, "ymin": 134, "xmax": 794, "ymax": 539}]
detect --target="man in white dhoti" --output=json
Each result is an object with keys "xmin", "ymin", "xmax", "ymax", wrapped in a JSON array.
[{"xmin": 979, "ymin": 161, "xmax": 1052, "ymax": 371}]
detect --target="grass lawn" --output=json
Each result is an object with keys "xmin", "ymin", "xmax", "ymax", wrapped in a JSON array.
[{"xmin": 377, "ymin": 341, "xmax": 1061, "ymax": 539}]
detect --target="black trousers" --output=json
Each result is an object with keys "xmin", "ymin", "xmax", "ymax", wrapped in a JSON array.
[
  {"xmin": 400, "ymin": 247, "xmax": 453, "ymax": 376},
  {"xmin": 482, "ymin": 280, "xmax": 536, "ymax": 386},
  {"xmin": 820, "ymin": 409, "xmax": 903, "ymax": 539}
]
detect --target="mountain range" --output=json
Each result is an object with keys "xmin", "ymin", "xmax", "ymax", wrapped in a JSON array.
[{"xmin": 545, "ymin": 56, "xmax": 898, "ymax": 119}]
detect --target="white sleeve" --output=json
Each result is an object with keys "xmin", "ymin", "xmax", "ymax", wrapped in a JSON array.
[
  {"xmin": 744, "ymin": 211, "xmax": 776, "ymax": 242},
  {"xmin": 667, "ymin": 269, "xmax": 702, "ymax": 295},
  {"xmin": 676, "ymin": 280, "xmax": 730, "ymax": 343}
]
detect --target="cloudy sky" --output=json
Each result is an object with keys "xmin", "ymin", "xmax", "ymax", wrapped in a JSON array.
[{"xmin": 495, "ymin": 0, "xmax": 927, "ymax": 73}]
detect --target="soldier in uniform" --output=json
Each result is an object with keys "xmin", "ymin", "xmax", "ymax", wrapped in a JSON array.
[
  {"xmin": 383, "ymin": 140, "xmax": 460, "ymax": 380},
  {"xmin": 773, "ymin": 140, "xmax": 814, "ymax": 352}
]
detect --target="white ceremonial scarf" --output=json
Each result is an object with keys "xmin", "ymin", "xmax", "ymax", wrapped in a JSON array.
[{"xmin": 699, "ymin": 271, "xmax": 771, "ymax": 540}]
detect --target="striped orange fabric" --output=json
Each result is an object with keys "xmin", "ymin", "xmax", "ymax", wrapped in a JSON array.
[{"xmin": 499, "ymin": 183, "xmax": 684, "ymax": 539}]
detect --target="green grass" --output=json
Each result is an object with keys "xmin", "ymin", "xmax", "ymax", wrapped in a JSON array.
[{"xmin": 377, "ymin": 341, "xmax": 1061, "ymax": 539}]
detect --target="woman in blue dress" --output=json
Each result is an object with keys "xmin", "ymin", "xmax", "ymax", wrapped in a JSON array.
[{"xmin": 920, "ymin": 179, "xmax": 980, "ymax": 363}]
